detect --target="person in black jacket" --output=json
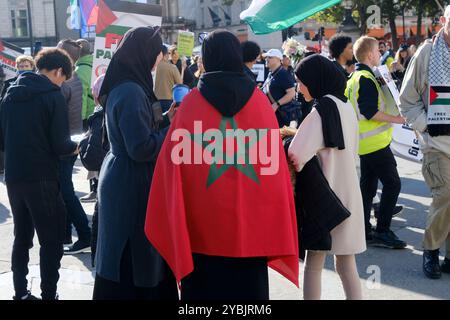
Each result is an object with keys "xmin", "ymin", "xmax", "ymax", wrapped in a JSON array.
[
  {"xmin": 329, "ymin": 34, "xmax": 353, "ymax": 79},
  {"xmin": 0, "ymin": 48, "xmax": 78, "ymax": 300},
  {"xmin": 241, "ymin": 41, "xmax": 261, "ymax": 83},
  {"xmin": 0, "ymin": 65, "xmax": 5, "ymax": 94}
]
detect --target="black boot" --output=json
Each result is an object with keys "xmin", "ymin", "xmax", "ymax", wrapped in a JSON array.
[
  {"xmin": 423, "ymin": 249, "xmax": 441, "ymax": 279},
  {"xmin": 441, "ymin": 258, "xmax": 450, "ymax": 274}
]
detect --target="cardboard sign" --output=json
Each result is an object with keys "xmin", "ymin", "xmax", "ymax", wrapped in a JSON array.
[
  {"xmin": 0, "ymin": 40, "xmax": 24, "ymax": 80},
  {"xmin": 177, "ymin": 31, "xmax": 195, "ymax": 57},
  {"xmin": 91, "ymin": 0, "xmax": 162, "ymax": 87},
  {"xmin": 374, "ymin": 64, "xmax": 401, "ymax": 116}
]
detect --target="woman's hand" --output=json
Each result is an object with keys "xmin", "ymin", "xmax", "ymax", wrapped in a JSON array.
[
  {"xmin": 167, "ymin": 102, "xmax": 178, "ymax": 123},
  {"xmin": 280, "ymin": 126, "xmax": 297, "ymax": 139},
  {"xmin": 73, "ymin": 143, "xmax": 80, "ymax": 155}
]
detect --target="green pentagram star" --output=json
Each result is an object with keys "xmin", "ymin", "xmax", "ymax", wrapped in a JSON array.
[{"xmin": 189, "ymin": 116, "xmax": 268, "ymax": 188}]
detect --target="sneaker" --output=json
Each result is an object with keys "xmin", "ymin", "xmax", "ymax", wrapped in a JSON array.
[
  {"xmin": 13, "ymin": 291, "xmax": 40, "ymax": 301},
  {"xmin": 63, "ymin": 237, "xmax": 73, "ymax": 246},
  {"xmin": 64, "ymin": 240, "xmax": 90, "ymax": 255},
  {"xmin": 441, "ymin": 258, "xmax": 450, "ymax": 274},
  {"xmin": 374, "ymin": 205, "xmax": 404, "ymax": 219},
  {"xmin": 371, "ymin": 230, "xmax": 407, "ymax": 249},
  {"xmin": 80, "ymin": 191, "xmax": 97, "ymax": 203},
  {"xmin": 42, "ymin": 293, "xmax": 59, "ymax": 301},
  {"xmin": 366, "ymin": 227, "xmax": 374, "ymax": 243},
  {"xmin": 423, "ymin": 250, "xmax": 442, "ymax": 279}
]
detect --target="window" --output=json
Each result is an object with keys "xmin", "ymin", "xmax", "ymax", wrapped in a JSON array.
[
  {"xmin": 200, "ymin": 7, "xmax": 205, "ymax": 28},
  {"xmin": 240, "ymin": 0, "xmax": 246, "ymax": 12},
  {"xmin": 213, "ymin": 5, "xmax": 220, "ymax": 27},
  {"xmin": 11, "ymin": 9, "xmax": 28, "ymax": 38},
  {"xmin": 225, "ymin": 5, "xmax": 232, "ymax": 23}
]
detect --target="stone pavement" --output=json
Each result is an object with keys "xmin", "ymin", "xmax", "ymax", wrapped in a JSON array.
[{"xmin": 0, "ymin": 157, "xmax": 449, "ymax": 300}]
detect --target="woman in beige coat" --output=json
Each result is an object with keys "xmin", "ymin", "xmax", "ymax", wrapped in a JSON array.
[{"xmin": 288, "ymin": 55, "xmax": 366, "ymax": 300}]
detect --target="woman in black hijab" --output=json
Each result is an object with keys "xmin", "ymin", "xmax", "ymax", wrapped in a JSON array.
[
  {"xmin": 197, "ymin": 29, "xmax": 256, "ymax": 117},
  {"xmin": 93, "ymin": 26, "xmax": 178, "ymax": 300},
  {"xmin": 288, "ymin": 54, "xmax": 366, "ymax": 300}
]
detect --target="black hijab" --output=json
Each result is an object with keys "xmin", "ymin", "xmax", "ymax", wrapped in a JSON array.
[
  {"xmin": 295, "ymin": 54, "xmax": 347, "ymax": 150},
  {"xmin": 201, "ymin": 29, "xmax": 243, "ymax": 73},
  {"xmin": 99, "ymin": 26, "xmax": 162, "ymax": 106},
  {"xmin": 198, "ymin": 30, "xmax": 255, "ymax": 117}
]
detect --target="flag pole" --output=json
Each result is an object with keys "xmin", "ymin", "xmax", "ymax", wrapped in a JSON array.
[{"xmin": 26, "ymin": 0, "xmax": 34, "ymax": 55}]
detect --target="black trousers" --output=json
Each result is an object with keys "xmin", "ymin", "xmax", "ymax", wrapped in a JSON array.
[
  {"xmin": 360, "ymin": 145, "xmax": 401, "ymax": 233},
  {"xmin": 7, "ymin": 180, "xmax": 66, "ymax": 300},
  {"xmin": 92, "ymin": 242, "xmax": 178, "ymax": 300},
  {"xmin": 181, "ymin": 254, "xmax": 269, "ymax": 300}
]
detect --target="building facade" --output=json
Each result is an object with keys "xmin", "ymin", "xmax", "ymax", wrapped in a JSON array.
[
  {"xmin": 0, "ymin": 0, "xmax": 57, "ymax": 49},
  {"xmin": 179, "ymin": 0, "xmax": 252, "ymax": 42}
]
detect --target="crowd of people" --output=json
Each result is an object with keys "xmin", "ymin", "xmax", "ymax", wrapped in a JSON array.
[{"xmin": 1, "ymin": 5, "xmax": 450, "ymax": 301}]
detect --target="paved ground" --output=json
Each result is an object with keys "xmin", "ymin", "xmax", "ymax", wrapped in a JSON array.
[{"xmin": 0, "ymin": 157, "xmax": 449, "ymax": 300}]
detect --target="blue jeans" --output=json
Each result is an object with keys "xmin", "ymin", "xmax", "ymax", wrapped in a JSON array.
[{"xmin": 59, "ymin": 155, "xmax": 91, "ymax": 243}]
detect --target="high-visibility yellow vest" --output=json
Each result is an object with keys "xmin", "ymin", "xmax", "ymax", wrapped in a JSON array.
[{"xmin": 345, "ymin": 69, "xmax": 393, "ymax": 156}]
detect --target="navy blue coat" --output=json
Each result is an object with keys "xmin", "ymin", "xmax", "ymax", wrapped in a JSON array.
[{"xmin": 96, "ymin": 82, "xmax": 168, "ymax": 287}]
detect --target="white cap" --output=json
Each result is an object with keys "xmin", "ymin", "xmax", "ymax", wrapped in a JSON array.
[{"xmin": 263, "ymin": 49, "xmax": 283, "ymax": 60}]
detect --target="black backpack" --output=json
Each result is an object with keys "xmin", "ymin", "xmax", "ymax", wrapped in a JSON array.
[{"xmin": 79, "ymin": 106, "xmax": 109, "ymax": 171}]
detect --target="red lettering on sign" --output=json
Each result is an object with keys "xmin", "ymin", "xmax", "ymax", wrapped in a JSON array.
[{"xmin": 105, "ymin": 33, "xmax": 123, "ymax": 49}]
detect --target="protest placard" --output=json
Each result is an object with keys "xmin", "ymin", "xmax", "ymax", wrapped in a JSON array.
[
  {"xmin": 91, "ymin": 0, "xmax": 162, "ymax": 86},
  {"xmin": 177, "ymin": 31, "xmax": 195, "ymax": 57}
]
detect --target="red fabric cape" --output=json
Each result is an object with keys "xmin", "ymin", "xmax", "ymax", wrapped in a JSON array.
[{"xmin": 145, "ymin": 88, "xmax": 299, "ymax": 287}]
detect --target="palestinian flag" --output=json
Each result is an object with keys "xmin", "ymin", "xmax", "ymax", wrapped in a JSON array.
[
  {"xmin": 145, "ymin": 88, "xmax": 299, "ymax": 287},
  {"xmin": 428, "ymin": 86, "xmax": 450, "ymax": 124},
  {"xmin": 95, "ymin": 0, "xmax": 118, "ymax": 34},
  {"xmin": 240, "ymin": 0, "xmax": 341, "ymax": 34}
]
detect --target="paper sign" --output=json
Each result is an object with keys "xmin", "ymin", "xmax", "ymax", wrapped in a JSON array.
[
  {"xmin": 427, "ymin": 85, "xmax": 450, "ymax": 124},
  {"xmin": 177, "ymin": 31, "xmax": 195, "ymax": 57},
  {"xmin": 252, "ymin": 63, "xmax": 266, "ymax": 82}
]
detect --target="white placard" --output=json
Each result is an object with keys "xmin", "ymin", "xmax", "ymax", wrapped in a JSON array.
[
  {"xmin": 374, "ymin": 64, "xmax": 400, "ymax": 116},
  {"xmin": 252, "ymin": 63, "xmax": 265, "ymax": 82}
]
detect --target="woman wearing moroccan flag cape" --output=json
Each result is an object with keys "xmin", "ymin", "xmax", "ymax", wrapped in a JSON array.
[{"xmin": 145, "ymin": 30, "xmax": 299, "ymax": 300}]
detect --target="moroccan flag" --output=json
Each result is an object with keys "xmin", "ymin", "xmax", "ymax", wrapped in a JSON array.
[
  {"xmin": 95, "ymin": 0, "xmax": 118, "ymax": 34},
  {"xmin": 428, "ymin": 86, "xmax": 450, "ymax": 124},
  {"xmin": 240, "ymin": 0, "xmax": 341, "ymax": 34},
  {"xmin": 145, "ymin": 88, "xmax": 299, "ymax": 287}
]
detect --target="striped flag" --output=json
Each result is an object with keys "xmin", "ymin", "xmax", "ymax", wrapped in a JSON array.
[
  {"xmin": 240, "ymin": 0, "xmax": 341, "ymax": 34},
  {"xmin": 95, "ymin": 0, "xmax": 118, "ymax": 34},
  {"xmin": 428, "ymin": 86, "xmax": 450, "ymax": 124}
]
